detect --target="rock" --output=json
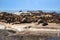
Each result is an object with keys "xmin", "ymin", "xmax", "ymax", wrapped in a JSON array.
[
  {"xmin": 24, "ymin": 26, "xmax": 32, "ymax": 29},
  {"xmin": 0, "ymin": 30, "xmax": 9, "ymax": 36},
  {"xmin": 13, "ymin": 21, "xmax": 20, "ymax": 24},
  {"xmin": 0, "ymin": 24, "xmax": 6, "ymax": 30},
  {"xmin": 21, "ymin": 18, "xmax": 27, "ymax": 23},
  {"xmin": 42, "ymin": 22, "xmax": 48, "ymax": 26},
  {"xmin": 21, "ymin": 17, "xmax": 32, "ymax": 23},
  {"xmin": 37, "ymin": 19, "xmax": 44, "ymax": 24},
  {"xmin": 7, "ymin": 30, "xmax": 16, "ymax": 33}
]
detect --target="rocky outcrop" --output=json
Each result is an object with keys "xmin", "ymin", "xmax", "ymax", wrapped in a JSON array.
[
  {"xmin": 0, "ymin": 11, "xmax": 60, "ymax": 24},
  {"xmin": 0, "ymin": 11, "xmax": 60, "ymax": 40}
]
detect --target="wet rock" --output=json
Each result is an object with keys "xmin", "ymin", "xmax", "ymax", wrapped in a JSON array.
[{"xmin": 42, "ymin": 22, "xmax": 48, "ymax": 26}]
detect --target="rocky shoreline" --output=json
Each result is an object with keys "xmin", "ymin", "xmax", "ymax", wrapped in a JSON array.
[
  {"xmin": 0, "ymin": 11, "xmax": 60, "ymax": 24},
  {"xmin": 0, "ymin": 11, "xmax": 60, "ymax": 40}
]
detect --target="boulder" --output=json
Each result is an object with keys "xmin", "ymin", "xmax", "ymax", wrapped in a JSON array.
[
  {"xmin": 21, "ymin": 17, "xmax": 32, "ymax": 23},
  {"xmin": 37, "ymin": 19, "xmax": 44, "ymax": 24},
  {"xmin": 42, "ymin": 22, "xmax": 48, "ymax": 26}
]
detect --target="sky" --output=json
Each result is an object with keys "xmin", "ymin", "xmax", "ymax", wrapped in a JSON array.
[{"xmin": 0, "ymin": 0, "xmax": 60, "ymax": 11}]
